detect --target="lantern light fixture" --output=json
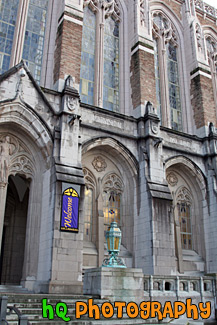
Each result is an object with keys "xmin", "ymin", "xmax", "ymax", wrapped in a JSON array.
[{"xmin": 102, "ymin": 222, "xmax": 126, "ymax": 268}]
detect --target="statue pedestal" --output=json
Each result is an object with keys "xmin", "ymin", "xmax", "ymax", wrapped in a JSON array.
[{"xmin": 83, "ymin": 267, "xmax": 144, "ymax": 304}]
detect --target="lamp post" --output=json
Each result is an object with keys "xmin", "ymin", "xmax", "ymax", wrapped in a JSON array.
[{"xmin": 102, "ymin": 222, "xmax": 126, "ymax": 268}]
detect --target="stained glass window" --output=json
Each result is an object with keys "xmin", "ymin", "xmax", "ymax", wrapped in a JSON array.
[
  {"xmin": 154, "ymin": 38, "xmax": 162, "ymax": 119},
  {"xmin": 22, "ymin": 0, "xmax": 48, "ymax": 83},
  {"xmin": 153, "ymin": 13, "xmax": 183, "ymax": 131},
  {"xmin": 167, "ymin": 41, "xmax": 182, "ymax": 131},
  {"xmin": 80, "ymin": 6, "xmax": 96, "ymax": 105},
  {"xmin": 84, "ymin": 187, "xmax": 93, "ymax": 241},
  {"xmin": 103, "ymin": 16, "xmax": 119, "ymax": 112},
  {"xmin": 178, "ymin": 203, "xmax": 192, "ymax": 250},
  {"xmin": 103, "ymin": 191, "xmax": 121, "ymax": 236},
  {"xmin": 0, "ymin": 0, "xmax": 19, "ymax": 74}
]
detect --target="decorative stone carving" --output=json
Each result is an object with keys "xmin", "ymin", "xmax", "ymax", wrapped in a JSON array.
[
  {"xmin": 0, "ymin": 136, "xmax": 13, "ymax": 184},
  {"xmin": 167, "ymin": 172, "xmax": 178, "ymax": 187},
  {"xmin": 204, "ymin": 3, "xmax": 216, "ymax": 17},
  {"xmin": 195, "ymin": 23, "xmax": 203, "ymax": 52},
  {"xmin": 0, "ymin": 134, "xmax": 35, "ymax": 182},
  {"xmin": 140, "ymin": 0, "xmax": 145, "ymax": 26},
  {"xmin": 140, "ymin": 0, "xmax": 149, "ymax": 28},
  {"xmin": 103, "ymin": 173, "xmax": 124, "ymax": 194},
  {"xmin": 194, "ymin": 0, "xmax": 217, "ymax": 18},
  {"xmin": 104, "ymin": 0, "xmax": 120, "ymax": 21},
  {"xmin": 83, "ymin": 167, "xmax": 96, "ymax": 188},
  {"xmin": 146, "ymin": 101, "xmax": 156, "ymax": 115},
  {"xmin": 194, "ymin": 0, "xmax": 204, "ymax": 11},
  {"xmin": 10, "ymin": 155, "xmax": 34, "ymax": 177},
  {"xmin": 92, "ymin": 156, "xmax": 107, "ymax": 172},
  {"xmin": 66, "ymin": 96, "xmax": 77, "ymax": 111},
  {"xmin": 84, "ymin": 0, "xmax": 98, "ymax": 12},
  {"xmin": 65, "ymin": 75, "xmax": 74, "ymax": 88},
  {"xmin": 151, "ymin": 121, "xmax": 159, "ymax": 135},
  {"xmin": 176, "ymin": 186, "xmax": 192, "ymax": 206},
  {"xmin": 152, "ymin": 11, "xmax": 177, "ymax": 45},
  {"xmin": 84, "ymin": 0, "xmax": 120, "ymax": 21},
  {"xmin": 206, "ymin": 36, "xmax": 217, "ymax": 63}
]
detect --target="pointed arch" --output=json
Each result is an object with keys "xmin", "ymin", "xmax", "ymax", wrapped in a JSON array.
[
  {"xmin": 165, "ymin": 155, "xmax": 208, "ymax": 272},
  {"xmin": 82, "ymin": 136, "xmax": 139, "ymax": 178}
]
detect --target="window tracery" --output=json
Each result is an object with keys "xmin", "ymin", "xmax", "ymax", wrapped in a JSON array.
[
  {"xmin": 176, "ymin": 186, "xmax": 193, "ymax": 250},
  {"xmin": 83, "ymin": 168, "xmax": 124, "ymax": 243},
  {"xmin": 80, "ymin": 0, "xmax": 120, "ymax": 111},
  {"xmin": 102, "ymin": 173, "xmax": 123, "ymax": 233},
  {"xmin": 152, "ymin": 11, "xmax": 182, "ymax": 131}
]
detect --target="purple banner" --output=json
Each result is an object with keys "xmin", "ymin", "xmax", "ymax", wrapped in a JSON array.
[{"xmin": 60, "ymin": 188, "xmax": 79, "ymax": 232}]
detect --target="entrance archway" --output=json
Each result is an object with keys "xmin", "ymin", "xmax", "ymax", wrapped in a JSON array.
[{"xmin": 0, "ymin": 175, "xmax": 30, "ymax": 284}]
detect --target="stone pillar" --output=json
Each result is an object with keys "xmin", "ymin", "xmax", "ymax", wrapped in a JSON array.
[
  {"xmin": 84, "ymin": 267, "xmax": 144, "ymax": 304},
  {"xmin": 97, "ymin": 191, "xmax": 104, "ymax": 267},
  {"xmin": 190, "ymin": 70, "xmax": 217, "ymax": 134},
  {"xmin": 49, "ymin": 76, "xmax": 85, "ymax": 294},
  {"xmin": 130, "ymin": 45, "xmax": 157, "ymax": 111},
  {"xmin": 53, "ymin": 2, "xmax": 83, "ymax": 91},
  {"xmin": 0, "ymin": 136, "xmax": 12, "ymax": 253},
  {"xmin": 0, "ymin": 183, "xmax": 8, "ymax": 253}
]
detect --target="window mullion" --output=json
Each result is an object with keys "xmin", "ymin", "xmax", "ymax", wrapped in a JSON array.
[
  {"xmin": 95, "ymin": 7, "xmax": 105, "ymax": 108},
  {"xmin": 10, "ymin": 0, "xmax": 29, "ymax": 67},
  {"xmin": 94, "ymin": 12, "xmax": 101, "ymax": 106}
]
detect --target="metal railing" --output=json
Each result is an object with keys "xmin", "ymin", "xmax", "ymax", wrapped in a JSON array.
[{"xmin": 0, "ymin": 296, "xmax": 30, "ymax": 325}]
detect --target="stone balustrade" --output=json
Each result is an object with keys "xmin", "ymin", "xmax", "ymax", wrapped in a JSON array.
[
  {"xmin": 144, "ymin": 275, "xmax": 216, "ymax": 302},
  {"xmin": 194, "ymin": 0, "xmax": 217, "ymax": 19}
]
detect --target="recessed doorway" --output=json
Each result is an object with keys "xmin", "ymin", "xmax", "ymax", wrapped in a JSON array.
[{"xmin": 0, "ymin": 175, "xmax": 30, "ymax": 284}]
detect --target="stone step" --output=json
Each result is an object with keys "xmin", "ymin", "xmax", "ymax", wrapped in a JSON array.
[{"xmin": 0, "ymin": 285, "xmax": 32, "ymax": 293}]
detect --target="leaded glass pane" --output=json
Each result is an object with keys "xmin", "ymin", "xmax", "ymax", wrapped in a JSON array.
[
  {"xmin": 84, "ymin": 187, "xmax": 93, "ymax": 241},
  {"xmin": 103, "ymin": 16, "xmax": 119, "ymax": 112},
  {"xmin": 103, "ymin": 191, "xmax": 121, "ymax": 237},
  {"xmin": 154, "ymin": 38, "xmax": 162, "ymax": 120},
  {"xmin": 22, "ymin": 0, "xmax": 48, "ymax": 83},
  {"xmin": 0, "ymin": 0, "xmax": 19, "ymax": 74},
  {"xmin": 166, "ymin": 41, "xmax": 182, "ymax": 131},
  {"xmin": 178, "ymin": 203, "xmax": 192, "ymax": 250},
  {"xmin": 80, "ymin": 6, "xmax": 96, "ymax": 105}
]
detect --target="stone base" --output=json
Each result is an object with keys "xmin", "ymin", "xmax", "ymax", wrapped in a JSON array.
[
  {"xmin": 48, "ymin": 281, "xmax": 83, "ymax": 294},
  {"xmin": 83, "ymin": 267, "xmax": 144, "ymax": 304}
]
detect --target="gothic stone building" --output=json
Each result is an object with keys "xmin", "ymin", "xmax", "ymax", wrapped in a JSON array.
[{"xmin": 0, "ymin": 0, "xmax": 217, "ymax": 298}]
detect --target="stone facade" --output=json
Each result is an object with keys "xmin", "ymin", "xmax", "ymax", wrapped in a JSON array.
[{"xmin": 0, "ymin": 0, "xmax": 217, "ymax": 310}]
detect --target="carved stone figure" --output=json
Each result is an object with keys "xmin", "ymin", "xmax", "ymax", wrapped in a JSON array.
[
  {"xmin": 0, "ymin": 136, "xmax": 13, "ymax": 184},
  {"xmin": 195, "ymin": 23, "xmax": 203, "ymax": 52}
]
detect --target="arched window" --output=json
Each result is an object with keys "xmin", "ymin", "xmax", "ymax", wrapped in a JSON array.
[
  {"xmin": 80, "ymin": 5, "xmax": 96, "ymax": 105},
  {"xmin": 152, "ymin": 11, "xmax": 182, "ymax": 131},
  {"xmin": 176, "ymin": 186, "xmax": 193, "ymax": 250},
  {"xmin": 80, "ymin": 0, "xmax": 120, "ymax": 111}
]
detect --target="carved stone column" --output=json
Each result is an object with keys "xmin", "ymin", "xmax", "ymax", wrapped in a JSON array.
[
  {"xmin": 0, "ymin": 136, "xmax": 12, "ymax": 252},
  {"xmin": 0, "ymin": 182, "xmax": 8, "ymax": 253}
]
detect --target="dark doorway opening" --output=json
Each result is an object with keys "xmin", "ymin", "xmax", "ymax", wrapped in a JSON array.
[{"xmin": 0, "ymin": 175, "xmax": 29, "ymax": 284}]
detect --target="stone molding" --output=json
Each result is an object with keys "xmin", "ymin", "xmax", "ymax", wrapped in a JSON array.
[{"xmin": 0, "ymin": 134, "xmax": 35, "ymax": 184}]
